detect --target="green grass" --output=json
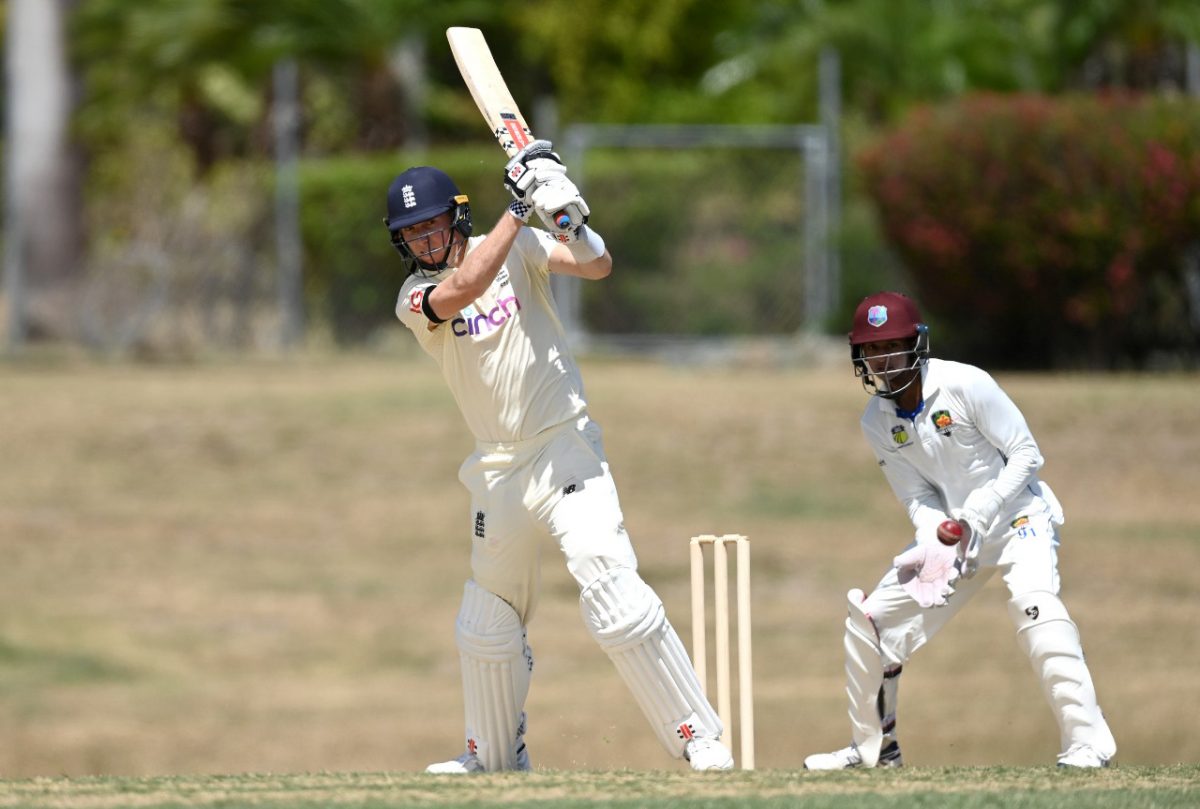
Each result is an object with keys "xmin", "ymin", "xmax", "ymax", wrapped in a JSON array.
[
  {"xmin": 1, "ymin": 355, "xmax": 1198, "ymax": 779},
  {"xmin": 2, "ymin": 767, "xmax": 1198, "ymax": 808}
]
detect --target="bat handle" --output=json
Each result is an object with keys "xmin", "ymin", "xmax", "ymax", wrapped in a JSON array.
[{"xmin": 554, "ymin": 211, "xmax": 571, "ymax": 229}]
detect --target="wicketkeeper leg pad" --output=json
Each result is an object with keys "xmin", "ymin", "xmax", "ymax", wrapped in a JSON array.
[
  {"xmin": 456, "ymin": 579, "xmax": 534, "ymax": 772},
  {"xmin": 580, "ymin": 566, "xmax": 722, "ymax": 758},
  {"xmin": 879, "ymin": 664, "xmax": 902, "ymax": 752},
  {"xmin": 1007, "ymin": 591, "xmax": 1117, "ymax": 760},
  {"xmin": 844, "ymin": 588, "xmax": 886, "ymax": 766}
]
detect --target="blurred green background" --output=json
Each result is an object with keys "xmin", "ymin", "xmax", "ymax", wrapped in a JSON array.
[
  {"xmin": 2, "ymin": 0, "xmax": 1200, "ymax": 780},
  {"xmin": 3, "ymin": 0, "xmax": 1199, "ymax": 364}
]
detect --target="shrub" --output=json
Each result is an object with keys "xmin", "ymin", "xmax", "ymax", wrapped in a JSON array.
[{"xmin": 858, "ymin": 93, "xmax": 1200, "ymax": 368}]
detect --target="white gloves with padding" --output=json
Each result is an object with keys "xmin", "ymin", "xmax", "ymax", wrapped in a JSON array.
[{"xmin": 503, "ymin": 140, "xmax": 589, "ymax": 232}]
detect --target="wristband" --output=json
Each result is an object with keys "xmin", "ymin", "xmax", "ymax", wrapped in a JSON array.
[
  {"xmin": 565, "ymin": 226, "xmax": 606, "ymax": 262},
  {"xmin": 508, "ymin": 199, "xmax": 533, "ymax": 223}
]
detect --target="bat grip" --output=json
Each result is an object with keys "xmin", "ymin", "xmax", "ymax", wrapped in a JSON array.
[{"xmin": 554, "ymin": 211, "xmax": 571, "ymax": 228}]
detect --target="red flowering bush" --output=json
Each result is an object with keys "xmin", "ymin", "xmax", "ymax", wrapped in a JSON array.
[{"xmin": 858, "ymin": 93, "xmax": 1200, "ymax": 368}]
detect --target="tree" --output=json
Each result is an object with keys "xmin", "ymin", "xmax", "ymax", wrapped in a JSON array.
[
  {"xmin": 70, "ymin": 0, "xmax": 509, "ymax": 168},
  {"xmin": 4, "ymin": 0, "xmax": 83, "ymax": 346},
  {"xmin": 695, "ymin": 0, "xmax": 1200, "ymax": 125}
]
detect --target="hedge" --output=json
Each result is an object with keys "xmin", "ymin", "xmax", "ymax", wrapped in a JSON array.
[
  {"xmin": 297, "ymin": 147, "xmax": 509, "ymax": 342},
  {"xmin": 858, "ymin": 93, "xmax": 1200, "ymax": 368},
  {"xmin": 297, "ymin": 146, "xmax": 810, "ymax": 343}
]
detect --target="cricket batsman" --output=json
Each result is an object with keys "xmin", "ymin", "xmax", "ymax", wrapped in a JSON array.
[
  {"xmin": 384, "ymin": 143, "xmax": 733, "ymax": 772},
  {"xmin": 804, "ymin": 291, "xmax": 1116, "ymax": 770}
]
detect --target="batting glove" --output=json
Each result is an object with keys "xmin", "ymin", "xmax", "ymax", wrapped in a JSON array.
[
  {"xmin": 507, "ymin": 198, "xmax": 534, "ymax": 223},
  {"xmin": 531, "ymin": 175, "xmax": 590, "ymax": 232},
  {"xmin": 504, "ymin": 139, "xmax": 562, "ymax": 201}
]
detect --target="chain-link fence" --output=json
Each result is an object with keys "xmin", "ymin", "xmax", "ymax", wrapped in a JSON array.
[{"xmin": 549, "ymin": 124, "xmax": 836, "ymax": 351}]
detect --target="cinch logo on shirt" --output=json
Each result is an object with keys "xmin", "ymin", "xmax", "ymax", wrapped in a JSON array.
[{"xmin": 451, "ymin": 295, "xmax": 522, "ymax": 337}]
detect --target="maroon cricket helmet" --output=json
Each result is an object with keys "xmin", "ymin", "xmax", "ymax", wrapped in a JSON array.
[
  {"xmin": 847, "ymin": 291, "xmax": 931, "ymax": 399},
  {"xmin": 848, "ymin": 291, "xmax": 925, "ymax": 346}
]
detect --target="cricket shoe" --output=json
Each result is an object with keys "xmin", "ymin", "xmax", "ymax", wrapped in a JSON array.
[
  {"xmin": 424, "ymin": 751, "xmax": 485, "ymax": 774},
  {"xmin": 426, "ymin": 715, "xmax": 532, "ymax": 774},
  {"xmin": 803, "ymin": 740, "xmax": 903, "ymax": 770},
  {"xmin": 684, "ymin": 738, "xmax": 734, "ymax": 771},
  {"xmin": 1057, "ymin": 744, "xmax": 1110, "ymax": 769},
  {"xmin": 423, "ymin": 747, "xmax": 532, "ymax": 774}
]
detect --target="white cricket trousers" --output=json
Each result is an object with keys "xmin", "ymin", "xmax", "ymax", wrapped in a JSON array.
[
  {"xmin": 852, "ymin": 511, "xmax": 1115, "ymax": 761},
  {"xmin": 455, "ymin": 414, "xmax": 725, "ymax": 761},
  {"xmin": 458, "ymin": 414, "xmax": 637, "ymax": 625},
  {"xmin": 865, "ymin": 512, "xmax": 1064, "ymax": 662}
]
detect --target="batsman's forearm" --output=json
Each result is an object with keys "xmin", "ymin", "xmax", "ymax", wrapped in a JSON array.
[{"xmin": 435, "ymin": 213, "xmax": 521, "ymax": 311}]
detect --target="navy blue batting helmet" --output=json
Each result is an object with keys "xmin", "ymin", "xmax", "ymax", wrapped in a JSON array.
[
  {"xmin": 384, "ymin": 167, "xmax": 473, "ymax": 275},
  {"xmin": 386, "ymin": 167, "xmax": 468, "ymax": 231}
]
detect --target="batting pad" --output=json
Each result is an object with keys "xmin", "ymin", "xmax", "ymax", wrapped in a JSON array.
[
  {"xmin": 580, "ymin": 566, "xmax": 722, "ymax": 757},
  {"xmin": 844, "ymin": 588, "xmax": 885, "ymax": 766},
  {"xmin": 1008, "ymin": 591, "xmax": 1116, "ymax": 759},
  {"xmin": 456, "ymin": 580, "xmax": 533, "ymax": 772}
]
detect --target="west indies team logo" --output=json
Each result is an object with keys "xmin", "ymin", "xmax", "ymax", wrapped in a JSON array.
[
  {"xmin": 867, "ymin": 305, "xmax": 888, "ymax": 327},
  {"xmin": 931, "ymin": 409, "xmax": 954, "ymax": 436},
  {"xmin": 891, "ymin": 424, "xmax": 910, "ymax": 446}
]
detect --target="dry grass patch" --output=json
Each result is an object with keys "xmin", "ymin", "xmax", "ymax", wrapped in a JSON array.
[{"xmin": 1, "ymin": 357, "xmax": 1197, "ymax": 777}]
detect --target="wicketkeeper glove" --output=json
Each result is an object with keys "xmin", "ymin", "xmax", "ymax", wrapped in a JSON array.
[{"xmin": 893, "ymin": 542, "xmax": 960, "ymax": 609}]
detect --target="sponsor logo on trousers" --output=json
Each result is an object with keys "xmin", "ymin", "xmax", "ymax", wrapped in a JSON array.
[{"xmin": 452, "ymin": 296, "xmax": 522, "ymax": 337}]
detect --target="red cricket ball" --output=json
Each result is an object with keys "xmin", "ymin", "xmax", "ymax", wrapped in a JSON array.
[{"xmin": 937, "ymin": 519, "xmax": 964, "ymax": 546}]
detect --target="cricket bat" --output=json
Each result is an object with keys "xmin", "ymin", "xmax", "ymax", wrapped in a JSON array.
[{"xmin": 446, "ymin": 26, "xmax": 572, "ymax": 227}]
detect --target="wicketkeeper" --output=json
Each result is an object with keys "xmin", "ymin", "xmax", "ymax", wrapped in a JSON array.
[
  {"xmin": 384, "ymin": 143, "xmax": 733, "ymax": 772},
  {"xmin": 804, "ymin": 291, "xmax": 1116, "ymax": 770}
]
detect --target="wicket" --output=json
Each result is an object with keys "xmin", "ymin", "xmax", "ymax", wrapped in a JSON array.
[{"xmin": 689, "ymin": 534, "xmax": 755, "ymax": 769}]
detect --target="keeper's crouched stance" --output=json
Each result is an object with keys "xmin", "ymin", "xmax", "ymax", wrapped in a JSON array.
[
  {"xmin": 804, "ymin": 292, "xmax": 1116, "ymax": 771},
  {"xmin": 384, "ymin": 145, "xmax": 731, "ymax": 773}
]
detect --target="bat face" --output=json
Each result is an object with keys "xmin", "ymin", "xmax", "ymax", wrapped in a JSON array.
[
  {"xmin": 448, "ymin": 27, "xmax": 534, "ymax": 159},
  {"xmin": 447, "ymin": 26, "xmax": 575, "ymax": 229}
]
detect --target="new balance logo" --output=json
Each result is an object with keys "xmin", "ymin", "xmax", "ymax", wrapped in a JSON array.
[
  {"xmin": 474, "ymin": 511, "xmax": 485, "ymax": 539},
  {"xmin": 1025, "ymin": 605, "xmax": 1040, "ymax": 620},
  {"xmin": 562, "ymin": 484, "xmax": 577, "ymax": 496},
  {"xmin": 402, "ymin": 184, "xmax": 416, "ymax": 208}
]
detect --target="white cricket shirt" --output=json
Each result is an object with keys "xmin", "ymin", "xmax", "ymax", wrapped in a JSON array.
[
  {"xmin": 395, "ymin": 228, "xmax": 587, "ymax": 443},
  {"xmin": 861, "ymin": 358, "xmax": 1063, "ymax": 542}
]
